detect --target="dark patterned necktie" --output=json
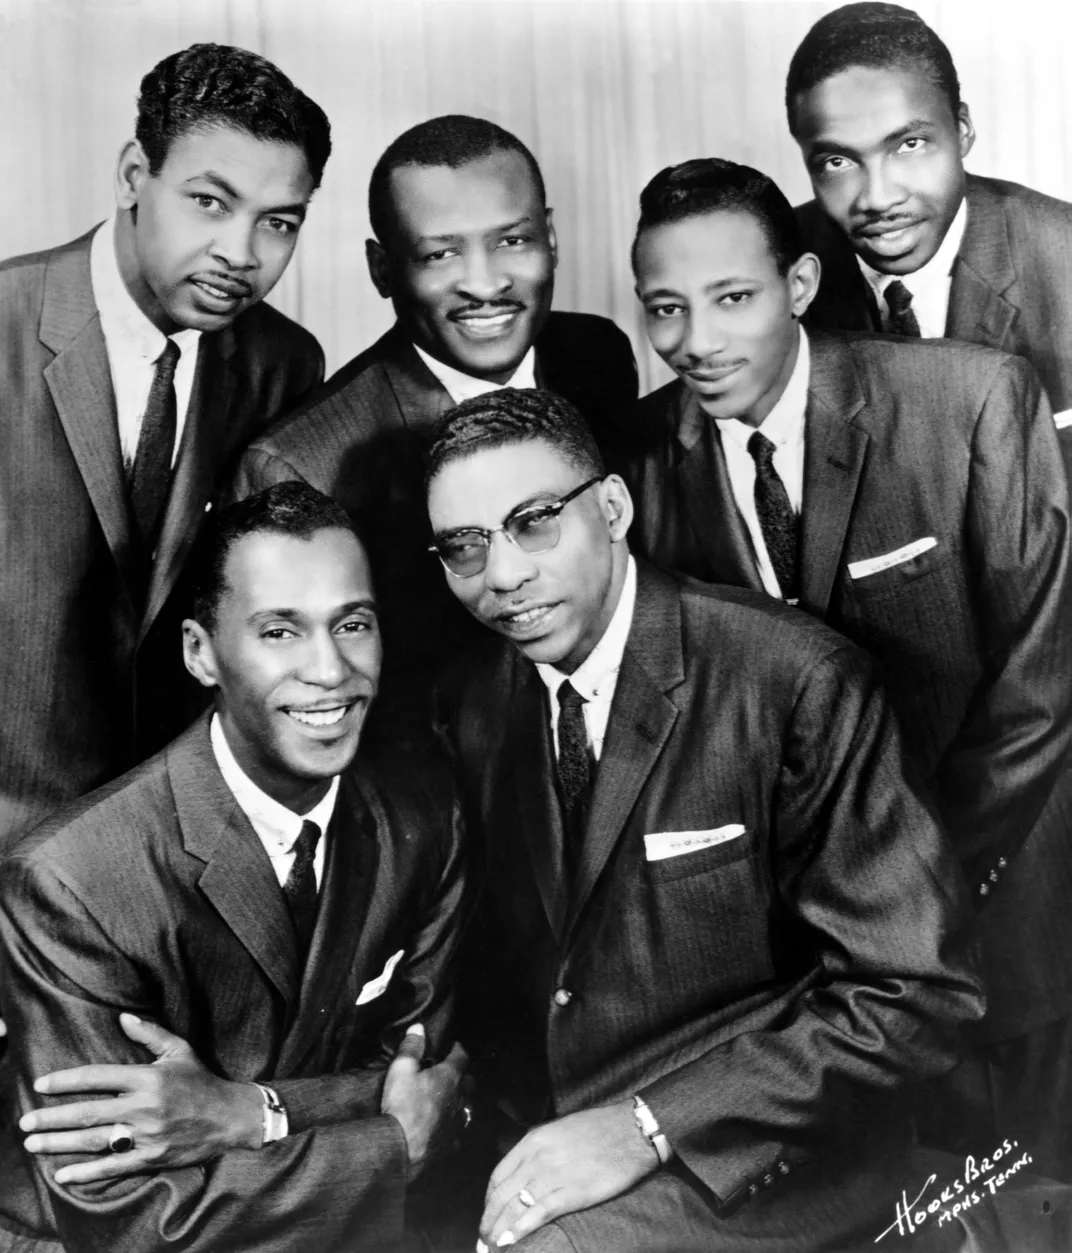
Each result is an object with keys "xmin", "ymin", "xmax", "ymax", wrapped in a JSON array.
[
  {"xmin": 556, "ymin": 681, "xmax": 591, "ymax": 868},
  {"xmin": 748, "ymin": 431, "xmax": 799, "ymax": 601},
  {"xmin": 884, "ymin": 280, "xmax": 921, "ymax": 337},
  {"xmin": 282, "ymin": 819, "xmax": 322, "ymax": 958},
  {"xmin": 130, "ymin": 338, "xmax": 181, "ymax": 550}
]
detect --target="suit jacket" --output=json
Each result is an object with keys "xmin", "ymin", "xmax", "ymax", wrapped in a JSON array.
[
  {"xmin": 0, "ymin": 713, "xmax": 468, "ymax": 1253},
  {"xmin": 799, "ymin": 174, "xmax": 1072, "ymax": 475},
  {"xmin": 624, "ymin": 333, "xmax": 1072, "ymax": 1039},
  {"xmin": 0, "ymin": 229, "xmax": 323, "ymax": 848},
  {"xmin": 433, "ymin": 562, "xmax": 982, "ymax": 1245},
  {"xmin": 231, "ymin": 315, "xmax": 638, "ymax": 744}
]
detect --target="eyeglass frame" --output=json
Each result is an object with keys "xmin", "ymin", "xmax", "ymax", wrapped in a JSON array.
[{"xmin": 428, "ymin": 475, "xmax": 605, "ymax": 578}]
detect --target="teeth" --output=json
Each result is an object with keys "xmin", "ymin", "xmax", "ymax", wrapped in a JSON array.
[
  {"xmin": 197, "ymin": 281, "xmax": 239, "ymax": 300},
  {"xmin": 505, "ymin": 606, "xmax": 548, "ymax": 625},
  {"xmin": 458, "ymin": 313, "xmax": 515, "ymax": 326},
  {"xmin": 287, "ymin": 706, "xmax": 348, "ymax": 727}
]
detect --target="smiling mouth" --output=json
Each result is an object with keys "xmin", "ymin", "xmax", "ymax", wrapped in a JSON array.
[
  {"xmin": 284, "ymin": 702, "xmax": 356, "ymax": 729},
  {"xmin": 190, "ymin": 277, "xmax": 251, "ymax": 304},
  {"xmin": 856, "ymin": 220, "xmax": 922, "ymax": 246},
  {"xmin": 683, "ymin": 362, "xmax": 746, "ymax": 384},
  {"xmin": 450, "ymin": 307, "xmax": 524, "ymax": 338},
  {"xmin": 496, "ymin": 603, "xmax": 557, "ymax": 633}
]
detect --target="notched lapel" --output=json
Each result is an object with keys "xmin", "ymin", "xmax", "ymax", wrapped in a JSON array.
[
  {"xmin": 800, "ymin": 338, "xmax": 869, "ymax": 617},
  {"xmin": 948, "ymin": 178, "xmax": 1020, "ymax": 352},
  {"xmin": 947, "ymin": 260, "xmax": 1019, "ymax": 352},
  {"xmin": 380, "ymin": 327, "xmax": 455, "ymax": 434},
  {"xmin": 172, "ymin": 721, "xmax": 300, "ymax": 1009}
]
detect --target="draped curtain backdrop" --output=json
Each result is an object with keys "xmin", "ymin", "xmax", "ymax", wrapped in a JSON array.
[{"xmin": 2, "ymin": 0, "xmax": 1069, "ymax": 393}]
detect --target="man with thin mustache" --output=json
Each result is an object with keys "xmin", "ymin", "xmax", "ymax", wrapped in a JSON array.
[{"xmin": 232, "ymin": 114, "xmax": 638, "ymax": 746}]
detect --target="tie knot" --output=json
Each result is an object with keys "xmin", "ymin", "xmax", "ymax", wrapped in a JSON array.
[
  {"xmin": 291, "ymin": 819, "xmax": 321, "ymax": 865},
  {"xmin": 747, "ymin": 430, "xmax": 777, "ymax": 468},
  {"xmin": 884, "ymin": 280, "xmax": 914, "ymax": 316},
  {"xmin": 558, "ymin": 680, "xmax": 586, "ymax": 712},
  {"xmin": 155, "ymin": 338, "xmax": 181, "ymax": 380}
]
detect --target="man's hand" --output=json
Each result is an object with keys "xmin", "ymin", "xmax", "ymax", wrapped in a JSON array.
[
  {"xmin": 478, "ymin": 1101, "xmax": 659, "ymax": 1248},
  {"xmin": 380, "ymin": 1024, "xmax": 467, "ymax": 1180},
  {"xmin": 20, "ymin": 1012, "xmax": 264, "ymax": 1185}
]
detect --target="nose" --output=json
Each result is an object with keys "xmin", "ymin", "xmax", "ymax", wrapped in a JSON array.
[
  {"xmin": 211, "ymin": 216, "xmax": 259, "ymax": 272},
  {"xmin": 856, "ymin": 158, "xmax": 906, "ymax": 217},
  {"xmin": 482, "ymin": 529, "xmax": 537, "ymax": 594},
  {"xmin": 679, "ymin": 309, "xmax": 728, "ymax": 367},
  {"xmin": 301, "ymin": 627, "xmax": 349, "ymax": 689},
  {"xmin": 456, "ymin": 245, "xmax": 512, "ymax": 303}
]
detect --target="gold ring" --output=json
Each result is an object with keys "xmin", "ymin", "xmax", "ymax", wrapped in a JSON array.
[{"xmin": 518, "ymin": 1188, "xmax": 536, "ymax": 1208}]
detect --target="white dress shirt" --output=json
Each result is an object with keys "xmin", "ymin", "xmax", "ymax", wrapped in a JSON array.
[
  {"xmin": 857, "ymin": 197, "xmax": 968, "ymax": 339},
  {"xmin": 90, "ymin": 216, "xmax": 201, "ymax": 471},
  {"xmin": 535, "ymin": 555, "xmax": 637, "ymax": 762},
  {"xmin": 210, "ymin": 714, "xmax": 338, "ymax": 890},
  {"xmin": 715, "ymin": 329, "xmax": 809, "ymax": 600},
  {"xmin": 414, "ymin": 342, "xmax": 537, "ymax": 404}
]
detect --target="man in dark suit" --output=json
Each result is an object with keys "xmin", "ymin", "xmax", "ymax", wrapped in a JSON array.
[
  {"xmin": 0, "ymin": 43, "xmax": 329, "ymax": 849},
  {"xmin": 426, "ymin": 388, "xmax": 983, "ymax": 1251},
  {"xmin": 0, "ymin": 483, "xmax": 468, "ymax": 1253},
  {"xmin": 233, "ymin": 115, "xmax": 638, "ymax": 744},
  {"xmin": 625, "ymin": 158, "xmax": 1072, "ymax": 1177},
  {"xmin": 786, "ymin": 2, "xmax": 1072, "ymax": 473}
]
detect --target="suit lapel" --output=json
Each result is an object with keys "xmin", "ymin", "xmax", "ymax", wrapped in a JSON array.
[
  {"xmin": 277, "ymin": 771, "xmax": 380, "ymax": 1073},
  {"xmin": 172, "ymin": 716, "xmax": 300, "ymax": 1010},
  {"xmin": 507, "ymin": 659, "xmax": 570, "ymax": 938},
  {"xmin": 799, "ymin": 336, "xmax": 869, "ymax": 617},
  {"xmin": 379, "ymin": 325, "xmax": 456, "ymax": 433},
  {"xmin": 676, "ymin": 391, "xmax": 765, "ymax": 591},
  {"xmin": 564, "ymin": 565, "xmax": 683, "ymax": 946},
  {"xmin": 140, "ymin": 332, "xmax": 237, "ymax": 641},
  {"xmin": 40, "ymin": 231, "xmax": 137, "ymax": 591},
  {"xmin": 947, "ymin": 180, "xmax": 1020, "ymax": 352}
]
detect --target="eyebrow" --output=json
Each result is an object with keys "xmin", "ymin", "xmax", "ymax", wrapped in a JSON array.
[
  {"xmin": 807, "ymin": 119, "xmax": 938, "ymax": 157},
  {"xmin": 433, "ymin": 489, "xmax": 568, "ymax": 541},
  {"xmin": 245, "ymin": 598, "xmax": 377, "ymax": 625},
  {"xmin": 640, "ymin": 278, "xmax": 756, "ymax": 299},
  {"xmin": 413, "ymin": 216, "xmax": 535, "ymax": 248},
  {"xmin": 184, "ymin": 171, "xmax": 307, "ymax": 220}
]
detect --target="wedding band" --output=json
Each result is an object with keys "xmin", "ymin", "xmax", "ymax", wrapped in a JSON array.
[
  {"xmin": 518, "ymin": 1188, "xmax": 536, "ymax": 1208},
  {"xmin": 107, "ymin": 1124, "xmax": 135, "ymax": 1154}
]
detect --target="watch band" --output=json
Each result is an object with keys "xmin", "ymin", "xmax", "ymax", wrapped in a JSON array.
[
  {"xmin": 253, "ymin": 1083, "xmax": 288, "ymax": 1144},
  {"xmin": 632, "ymin": 1095, "xmax": 672, "ymax": 1164}
]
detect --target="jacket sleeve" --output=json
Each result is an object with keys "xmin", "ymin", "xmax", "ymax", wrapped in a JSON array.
[
  {"xmin": 228, "ymin": 445, "xmax": 311, "ymax": 505},
  {"xmin": 639, "ymin": 646, "xmax": 985, "ymax": 1210},
  {"xmin": 0, "ymin": 856, "xmax": 408, "ymax": 1253},
  {"xmin": 934, "ymin": 354, "xmax": 1072, "ymax": 895}
]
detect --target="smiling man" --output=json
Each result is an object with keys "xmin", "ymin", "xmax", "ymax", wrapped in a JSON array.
[
  {"xmin": 233, "ymin": 115, "xmax": 638, "ymax": 746},
  {"xmin": 624, "ymin": 156, "xmax": 1072, "ymax": 1180},
  {"xmin": 0, "ymin": 482, "xmax": 469, "ymax": 1253},
  {"xmin": 0, "ymin": 43, "xmax": 329, "ymax": 850},
  {"xmin": 787, "ymin": 2, "xmax": 1072, "ymax": 471},
  {"xmin": 425, "ymin": 387, "xmax": 982, "ymax": 1252}
]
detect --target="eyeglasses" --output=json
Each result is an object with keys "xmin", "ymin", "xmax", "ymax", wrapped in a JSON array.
[{"xmin": 429, "ymin": 477, "xmax": 604, "ymax": 578}]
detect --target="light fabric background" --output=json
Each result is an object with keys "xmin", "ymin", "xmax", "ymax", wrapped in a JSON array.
[{"xmin": 1, "ymin": 0, "xmax": 1068, "ymax": 393}]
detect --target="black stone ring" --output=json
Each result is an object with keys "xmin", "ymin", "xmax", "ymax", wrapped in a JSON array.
[{"xmin": 108, "ymin": 1124, "xmax": 135, "ymax": 1154}]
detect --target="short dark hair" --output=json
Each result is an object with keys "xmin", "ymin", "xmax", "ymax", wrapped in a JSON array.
[
  {"xmin": 633, "ymin": 158, "xmax": 804, "ymax": 277},
  {"xmin": 425, "ymin": 388, "xmax": 605, "ymax": 491},
  {"xmin": 189, "ymin": 482, "xmax": 361, "ymax": 631},
  {"xmin": 368, "ymin": 114, "xmax": 546, "ymax": 244},
  {"xmin": 136, "ymin": 43, "xmax": 332, "ymax": 189},
  {"xmin": 785, "ymin": 3, "xmax": 961, "ymax": 136}
]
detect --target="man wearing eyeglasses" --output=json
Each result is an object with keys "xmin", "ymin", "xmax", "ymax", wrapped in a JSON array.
[{"xmin": 427, "ymin": 387, "xmax": 983, "ymax": 1252}]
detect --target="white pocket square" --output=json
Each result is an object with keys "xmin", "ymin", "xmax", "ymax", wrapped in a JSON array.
[
  {"xmin": 1054, "ymin": 409, "xmax": 1072, "ymax": 430},
  {"xmin": 644, "ymin": 825, "xmax": 746, "ymax": 862},
  {"xmin": 848, "ymin": 536, "xmax": 937, "ymax": 580},
  {"xmin": 356, "ymin": 949, "xmax": 404, "ymax": 1005}
]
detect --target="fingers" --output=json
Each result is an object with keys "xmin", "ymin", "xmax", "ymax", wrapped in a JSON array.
[
  {"xmin": 32, "ymin": 1064, "xmax": 147, "ymax": 1097},
  {"xmin": 53, "ymin": 1150, "xmax": 154, "ymax": 1187},
  {"xmin": 0, "ymin": 1016, "xmax": 6, "ymax": 1038},
  {"xmin": 482, "ymin": 1181, "xmax": 564, "ymax": 1248},
  {"xmin": 20, "ymin": 1096, "xmax": 126, "ymax": 1136},
  {"xmin": 390, "ymin": 1023, "xmax": 426, "ymax": 1068},
  {"xmin": 24, "ymin": 1126, "xmax": 120, "ymax": 1156},
  {"xmin": 118, "ymin": 1013, "xmax": 194, "ymax": 1061}
]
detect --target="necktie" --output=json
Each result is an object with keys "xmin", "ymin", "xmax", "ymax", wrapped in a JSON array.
[
  {"xmin": 748, "ymin": 431, "xmax": 799, "ymax": 601},
  {"xmin": 130, "ymin": 338, "xmax": 181, "ymax": 551},
  {"xmin": 884, "ymin": 280, "xmax": 921, "ymax": 337},
  {"xmin": 556, "ymin": 681, "xmax": 591, "ymax": 869},
  {"xmin": 282, "ymin": 819, "xmax": 322, "ymax": 958}
]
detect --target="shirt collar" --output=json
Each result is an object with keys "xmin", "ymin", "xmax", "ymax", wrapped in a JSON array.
[
  {"xmin": 715, "ymin": 326, "xmax": 810, "ymax": 452},
  {"xmin": 210, "ymin": 713, "xmax": 340, "ymax": 853},
  {"xmin": 413, "ymin": 342, "xmax": 538, "ymax": 405},
  {"xmin": 535, "ymin": 555, "xmax": 638, "ymax": 704},
  {"xmin": 90, "ymin": 214, "xmax": 201, "ymax": 363},
  {"xmin": 857, "ymin": 196, "xmax": 969, "ymax": 302}
]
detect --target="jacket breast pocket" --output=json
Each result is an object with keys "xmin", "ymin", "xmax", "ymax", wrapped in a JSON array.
[
  {"xmin": 845, "ymin": 536, "xmax": 947, "ymax": 598},
  {"xmin": 645, "ymin": 827, "xmax": 754, "ymax": 883}
]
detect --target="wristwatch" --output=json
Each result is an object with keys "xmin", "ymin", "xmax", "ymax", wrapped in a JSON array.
[
  {"xmin": 632, "ymin": 1095, "xmax": 672, "ymax": 1164},
  {"xmin": 253, "ymin": 1083, "xmax": 288, "ymax": 1144}
]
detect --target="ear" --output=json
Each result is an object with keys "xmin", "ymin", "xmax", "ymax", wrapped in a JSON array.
[
  {"xmin": 115, "ymin": 139, "xmax": 152, "ymax": 212},
  {"xmin": 601, "ymin": 474, "xmax": 634, "ymax": 542},
  {"xmin": 957, "ymin": 102, "xmax": 976, "ymax": 160},
  {"xmin": 787, "ymin": 252, "xmax": 821, "ymax": 320},
  {"xmin": 545, "ymin": 207, "xmax": 559, "ymax": 269},
  {"xmin": 366, "ymin": 238, "xmax": 392, "ymax": 299},
  {"xmin": 183, "ymin": 619, "xmax": 221, "ymax": 690}
]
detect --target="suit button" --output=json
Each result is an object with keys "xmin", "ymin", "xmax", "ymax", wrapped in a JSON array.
[
  {"xmin": 764, "ymin": 1173, "xmax": 774, "ymax": 1187},
  {"xmin": 749, "ymin": 1183, "xmax": 759, "ymax": 1196},
  {"xmin": 778, "ymin": 1161, "xmax": 790, "ymax": 1175},
  {"xmin": 998, "ymin": 858, "xmax": 1007, "ymax": 869},
  {"xmin": 553, "ymin": 988, "xmax": 573, "ymax": 1007},
  {"xmin": 990, "ymin": 870, "xmax": 999, "ymax": 882},
  {"xmin": 979, "ymin": 884, "xmax": 990, "ymax": 896},
  {"xmin": 204, "ymin": 501, "xmax": 213, "ymax": 513}
]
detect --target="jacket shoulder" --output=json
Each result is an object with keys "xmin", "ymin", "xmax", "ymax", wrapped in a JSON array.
[
  {"xmin": 541, "ymin": 309, "xmax": 634, "ymax": 370},
  {"xmin": 235, "ymin": 299, "xmax": 322, "ymax": 361},
  {"xmin": 842, "ymin": 331, "xmax": 1037, "ymax": 394},
  {"xmin": 968, "ymin": 174, "xmax": 1072, "ymax": 229}
]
